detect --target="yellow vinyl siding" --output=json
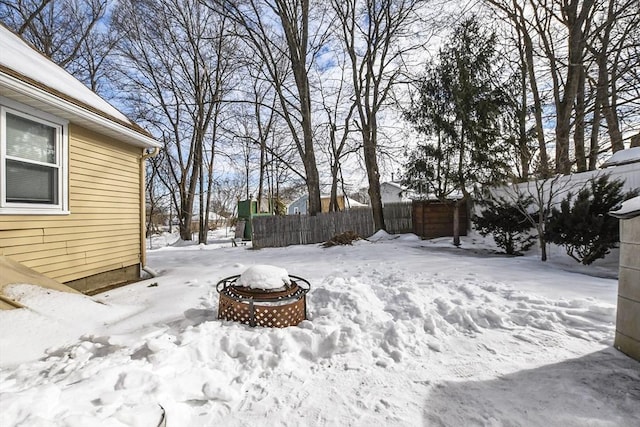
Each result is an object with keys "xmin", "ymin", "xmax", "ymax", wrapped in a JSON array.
[
  {"xmin": 7, "ymin": 247, "xmax": 69, "ymax": 263},
  {"xmin": 25, "ymin": 252, "xmax": 88, "ymax": 271},
  {"xmin": 0, "ymin": 229, "xmax": 44, "ymax": 249},
  {"xmin": 45, "ymin": 229, "xmax": 139, "ymax": 244},
  {"xmin": 70, "ymin": 148, "xmax": 140, "ymax": 172},
  {"xmin": 0, "ymin": 124, "xmax": 143, "ymax": 285},
  {"xmin": 71, "ymin": 170, "xmax": 140, "ymax": 187},
  {"xmin": 0, "ymin": 234, "xmax": 44, "ymax": 247},
  {"xmin": 0, "ymin": 217, "xmax": 139, "ymax": 228},
  {"xmin": 1, "ymin": 241, "xmax": 67, "ymax": 257},
  {"xmin": 71, "ymin": 182, "xmax": 139, "ymax": 196},
  {"xmin": 69, "ymin": 193, "xmax": 139, "ymax": 204},
  {"xmin": 69, "ymin": 160, "xmax": 139, "ymax": 182}
]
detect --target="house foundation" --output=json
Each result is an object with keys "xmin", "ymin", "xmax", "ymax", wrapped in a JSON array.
[{"xmin": 65, "ymin": 264, "xmax": 141, "ymax": 295}]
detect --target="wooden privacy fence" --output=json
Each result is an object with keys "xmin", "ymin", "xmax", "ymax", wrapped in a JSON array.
[
  {"xmin": 251, "ymin": 203, "xmax": 413, "ymax": 249},
  {"xmin": 384, "ymin": 202, "xmax": 413, "ymax": 234}
]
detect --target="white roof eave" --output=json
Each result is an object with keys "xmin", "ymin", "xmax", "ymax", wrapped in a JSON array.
[{"xmin": 0, "ymin": 72, "xmax": 160, "ymax": 149}]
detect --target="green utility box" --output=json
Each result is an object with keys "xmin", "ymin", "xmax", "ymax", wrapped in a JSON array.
[
  {"xmin": 237, "ymin": 200, "xmax": 258, "ymax": 219},
  {"xmin": 237, "ymin": 200, "xmax": 257, "ymax": 240},
  {"xmin": 237, "ymin": 199, "xmax": 276, "ymax": 240}
]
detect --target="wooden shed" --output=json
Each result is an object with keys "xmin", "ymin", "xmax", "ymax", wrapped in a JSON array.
[
  {"xmin": 609, "ymin": 196, "xmax": 640, "ymax": 361},
  {"xmin": 412, "ymin": 199, "xmax": 468, "ymax": 239},
  {"xmin": 0, "ymin": 25, "xmax": 160, "ymax": 297}
]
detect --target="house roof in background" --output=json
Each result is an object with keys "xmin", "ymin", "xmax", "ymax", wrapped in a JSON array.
[
  {"xmin": 381, "ymin": 181, "xmax": 406, "ymax": 190},
  {"xmin": 345, "ymin": 197, "xmax": 367, "ymax": 207},
  {"xmin": 0, "ymin": 24, "xmax": 160, "ymax": 149}
]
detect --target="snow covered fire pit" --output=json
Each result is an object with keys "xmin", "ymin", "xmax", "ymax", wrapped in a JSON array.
[{"xmin": 216, "ymin": 265, "xmax": 310, "ymax": 328}]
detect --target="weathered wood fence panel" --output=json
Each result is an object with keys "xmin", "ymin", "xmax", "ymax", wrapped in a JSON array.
[
  {"xmin": 252, "ymin": 203, "xmax": 416, "ymax": 249},
  {"xmin": 252, "ymin": 208, "xmax": 370, "ymax": 249},
  {"xmin": 250, "ymin": 215, "xmax": 299, "ymax": 248},
  {"xmin": 383, "ymin": 203, "xmax": 413, "ymax": 234}
]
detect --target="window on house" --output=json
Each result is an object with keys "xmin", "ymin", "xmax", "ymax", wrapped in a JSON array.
[{"xmin": 1, "ymin": 102, "xmax": 68, "ymax": 214}]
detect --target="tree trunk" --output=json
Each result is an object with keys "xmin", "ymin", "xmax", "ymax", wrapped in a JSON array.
[
  {"xmin": 537, "ymin": 207, "xmax": 547, "ymax": 262},
  {"xmin": 538, "ymin": 228, "xmax": 547, "ymax": 262},
  {"xmin": 518, "ymin": 51, "xmax": 531, "ymax": 180},
  {"xmin": 574, "ymin": 66, "xmax": 587, "ymax": 172},
  {"xmin": 363, "ymin": 124, "xmax": 385, "ymax": 231},
  {"xmin": 602, "ymin": 95, "xmax": 624, "ymax": 153},
  {"xmin": 258, "ymin": 138, "xmax": 265, "ymax": 211},
  {"xmin": 453, "ymin": 201, "xmax": 460, "ymax": 247},
  {"xmin": 555, "ymin": 86, "xmax": 576, "ymax": 175},
  {"xmin": 179, "ymin": 201, "xmax": 193, "ymax": 241},
  {"xmin": 199, "ymin": 149, "xmax": 206, "ymax": 244},
  {"xmin": 328, "ymin": 119, "xmax": 339, "ymax": 212},
  {"xmin": 521, "ymin": 23, "xmax": 549, "ymax": 177},
  {"xmin": 276, "ymin": 0, "xmax": 321, "ymax": 216},
  {"xmin": 554, "ymin": 0, "xmax": 595, "ymax": 175},
  {"xmin": 304, "ymin": 148, "xmax": 322, "ymax": 216},
  {"xmin": 485, "ymin": 0, "xmax": 549, "ymax": 176},
  {"xmin": 592, "ymin": 0, "xmax": 624, "ymax": 154},
  {"xmin": 329, "ymin": 162, "xmax": 340, "ymax": 212},
  {"xmin": 588, "ymin": 99, "xmax": 601, "ymax": 170},
  {"xmin": 182, "ymin": 136, "xmax": 202, "ymax": 241},
  {"xmin": 631, "ymin": 133, "xmax": 640, "ymax": 148},
  {"xmin": 205, "ymin": 97, "xmax": 222, "ymax": 239},
  {"xmin": 332, "ymin": 0, "xmax": 421, "ymax": 231}
]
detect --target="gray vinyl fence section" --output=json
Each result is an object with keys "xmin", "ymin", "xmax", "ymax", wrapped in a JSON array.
[{"xmin": 251, "ymin": 203, "xmax": 413, "ymax": 249}]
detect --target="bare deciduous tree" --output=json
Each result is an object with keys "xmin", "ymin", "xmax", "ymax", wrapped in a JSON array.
[
  {"xmin": 485, "ymin": 0, "xmax": 640, "ymax": 174},
  {"xmin": 316, "ymin": 53, "xmax": 359, "ymax": 212},
  {"xmin": 205, "ymin": 0, "xmax": 328, "ymax": 216},
  {"xmin": 0, "ymin": 0, "xmax": 112, "ymax": 92},
  {"xmin": 331, "ymin": 0, "xmax": 433, "ymax": 230},
  {"xmin": 587, "ymin": 0, "xmax": 639, "ymax": 157},
  {"xmin": 113, "ymin": 0, "xmax": 231, "ymax": 242}
]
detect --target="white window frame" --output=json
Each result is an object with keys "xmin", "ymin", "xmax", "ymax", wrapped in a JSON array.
[{"xmin": 0, "ymin": 97, "xmax": 69, "ymax": 215}]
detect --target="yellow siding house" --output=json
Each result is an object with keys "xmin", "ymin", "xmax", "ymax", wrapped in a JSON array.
[{"xmin": 0, "ymin": 25, "xmax": 160, "ymax": 295}]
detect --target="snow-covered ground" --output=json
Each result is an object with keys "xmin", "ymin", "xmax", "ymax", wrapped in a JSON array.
[{"xmin": 1, "ymin": 231, "xmax": 639, "ymax": 426}]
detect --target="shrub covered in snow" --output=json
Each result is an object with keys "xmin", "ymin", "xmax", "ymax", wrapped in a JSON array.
[
  {"xmin": 473, "ymin": 194, "xmax": 536, "ymax": 255},
  {"xmin": 546, "ymin": 174, "xmax": 638, "ymax": 265}
]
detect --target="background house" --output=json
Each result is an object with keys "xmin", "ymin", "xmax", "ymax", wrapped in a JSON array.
[
  {"xmin": 0, "ymin": 25, "xmax": 160, "ymax": 299},
  {"xmin": 190, "ymin": 211, "xmax": 228, "ymax": 232},
  {"xmin": 287, "ymin": 194, "xmax": 367, "ymax": 215},
  {"xmin": 380, "ymin": 181, "xmax": 411, "ymax": 205},
  {"xmin": 287, "ymin": 195, "xmax": 309, "ymax": 215}
]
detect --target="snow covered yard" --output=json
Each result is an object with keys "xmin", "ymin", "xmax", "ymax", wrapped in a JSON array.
[{"xmin": 1, "ymin": 232, "xmax": 639, "ymax": 426}]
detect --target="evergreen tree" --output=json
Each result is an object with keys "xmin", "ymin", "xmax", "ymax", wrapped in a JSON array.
[
  {"xmin": 546, "ymin": 175, "xmax": 638, "ymax": 265},
  {"xmin": 473, "ymin": 194, "xmax": 536, "ymax": 255},
  {"xmin": 403, "ymin": 16, "xmax": 511, "ymax": 199}
]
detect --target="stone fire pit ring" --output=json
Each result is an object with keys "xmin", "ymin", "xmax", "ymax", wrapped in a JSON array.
[{"xmin": 216, "ymin": 274, "xmax": 310, "ymax": 328}]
